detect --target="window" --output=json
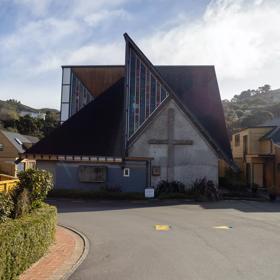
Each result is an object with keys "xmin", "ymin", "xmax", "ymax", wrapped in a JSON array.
[
  {"xmin": 78, "ymin": 166, "xmax": 107, "ymax": 182},
  {"xmin": 15, "ymin": 138, "xmax": 23, "ymax": 145},
  {"xmin": 123, "ymin": 168, "xmax": 130, "ymax": 177},
  {"xmin": 0, "ymin": 144, "xmax": 3, "ymax": 151},
  {"xmin": 127, "ymin": 48, "xmax": 169, "ymax": 137},
  {"xmin": 235, "ymin": 134, "xmax": 240, "ymax": 146}
]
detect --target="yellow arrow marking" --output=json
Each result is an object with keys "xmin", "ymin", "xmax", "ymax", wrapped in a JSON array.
[{"xmin": 155, "ymin": 225, "xmax": 171, "ymax": 231}]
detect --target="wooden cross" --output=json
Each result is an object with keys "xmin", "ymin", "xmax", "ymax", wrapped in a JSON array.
[{"xmin": 148, "ymin": 108, "xmax": 193, "ymax": 181}]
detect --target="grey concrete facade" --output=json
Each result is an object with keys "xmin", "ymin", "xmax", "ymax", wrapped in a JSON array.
[
  {"xmin": 128, "ymin": 99, "xmax": 219, "ymax": 187},
  {"xmin": 37, "ymin": 160, "xmax": 147, "ymax": 192}
]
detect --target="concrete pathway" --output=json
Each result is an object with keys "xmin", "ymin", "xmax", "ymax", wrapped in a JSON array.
[{"xmin": 50, "ymin": 199, "xmax": 280, "ymax": 280}]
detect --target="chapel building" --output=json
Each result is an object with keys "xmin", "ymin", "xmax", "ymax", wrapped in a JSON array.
[{"xmin": 23, "ymin": 33, "xmax": 234, "ymax": 192}]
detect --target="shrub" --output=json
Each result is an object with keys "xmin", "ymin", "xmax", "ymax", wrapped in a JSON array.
[
  {"xmin": 0, "ymin": 193, "xmax": 14, "ymax": 222},
  {"xmin": 190, "ymin": 178, "xmax": 220, "ymax": 201},
  {"xmin": 17, "ymin": 169, "xmax": 53, "ymax": 208},
  {"xmin": 11, "ymin": 169, "xmax": 53, "ymax": 218},
  {"xmin": 219, "ymin": 168, "xmax": 248, "ymax": 192},
  {"xmin": 156, "ymin": 180, "xmax": 185, "ymax": 195},
  {"xmin": 0, "ymin": 203, "xmax": 57, "ymax": 280}
]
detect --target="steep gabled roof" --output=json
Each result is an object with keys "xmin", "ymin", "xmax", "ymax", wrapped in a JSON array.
[
  {"xmin": 156, "ymin": 65, "xmax": 232, "ymax": 162},
  {"xmin": 1, "ymin": 130, "xmax": 39, "ymax": 153},
  {"xmin": 124, "ymin": 33, "xmax": 233, "ymax": 165},
  {"xmin": 26, "ymin": 78, "xmax": 125, "ymax": 157},
  {"xmin": 26, "ymin": 33, "xmax": 233, "ymax": 167}
]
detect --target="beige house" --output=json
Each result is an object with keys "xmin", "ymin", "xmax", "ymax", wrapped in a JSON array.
[
  {"xmin": 232, "ymin": 119, "xmax": 280, "ymax": 193},
  {"xmin": 0, "ymin": 130, "xmax": 38, "ymax": 176}
]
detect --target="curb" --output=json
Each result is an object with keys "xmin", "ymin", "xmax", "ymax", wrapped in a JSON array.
[{"xmin": 58, "ymin": 224, "xmax": 90, "ymax": 280}]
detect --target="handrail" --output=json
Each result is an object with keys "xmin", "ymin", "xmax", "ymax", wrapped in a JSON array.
[{"xmin": 0, "ymin": 174, "xmax": 19, "ymax": 193}]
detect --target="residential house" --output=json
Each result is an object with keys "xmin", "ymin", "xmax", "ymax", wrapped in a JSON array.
[
  {"xmin": 232, "ymin": 118, "xmax": 280, "ymax": 192},
  {"xmin": 0, "ymin": 130, "xmax": 38, "ymax": 176}
]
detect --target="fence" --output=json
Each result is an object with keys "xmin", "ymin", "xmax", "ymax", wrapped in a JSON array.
[{"xmin": 0, "ymin": 174, "xmax": 19, "ymax": 193}]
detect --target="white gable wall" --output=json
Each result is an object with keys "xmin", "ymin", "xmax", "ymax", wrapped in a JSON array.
[{"xmin": 128, "ymin": 99, "xmax": 219, "ymax": 187}]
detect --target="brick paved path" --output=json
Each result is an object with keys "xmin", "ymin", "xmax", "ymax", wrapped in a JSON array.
[{"xmin": 20, "ymin": 226, "xmax": 84, "ymax": 280}]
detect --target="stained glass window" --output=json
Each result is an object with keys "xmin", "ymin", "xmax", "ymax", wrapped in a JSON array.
[
  {"xmin": 127, "ymin": 49, "xmax": 169, "ymax": 137},
  {"xmin": 70, "ymin": 72, "xmax": 93, "ymax": 117},
  {"xmin": 140, "ymin": 63, "xmax": 146, "ymax": 124}
]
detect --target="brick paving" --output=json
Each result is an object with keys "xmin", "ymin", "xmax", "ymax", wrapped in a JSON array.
[{"xmin": 20, "ymin": 226, "xmax": 84, "ymax": 280}]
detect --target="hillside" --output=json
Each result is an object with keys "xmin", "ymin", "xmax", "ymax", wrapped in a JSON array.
[
  {"xmin": 0, "ymin": 99, "xmax": 58, "ymax": 119},
  {"xmin": 0, "ymin": 99, "xmax": 59, "ymax": 138},
  {"xmin": 223, "ymin": 85, "xmax": 280, "ymax": 135}
]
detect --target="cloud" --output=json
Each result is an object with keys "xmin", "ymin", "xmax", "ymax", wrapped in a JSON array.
[
  {"xmin": 84, "ymin": 9, "xmax": 131, "ymax": 27},
  {"xmin": 1, "ymin": 0, "xmax": 280, "ymax": 108},
  {"xmin": 138, "ymin": 0, "xmax": 280, "ymax": 98}
]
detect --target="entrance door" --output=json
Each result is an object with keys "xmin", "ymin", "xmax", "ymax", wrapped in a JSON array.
[
  {"xmin": 246, "ymin": 163, "xmax": 251, "ymax": 186},
  {"xmin": 253, "ymin": 163, "xmax": 264, "ymax": 187}
]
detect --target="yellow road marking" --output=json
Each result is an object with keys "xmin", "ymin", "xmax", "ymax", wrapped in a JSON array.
[{"xmin": 155, "ymin": 225, "xmax": 171, "ymax": 231}]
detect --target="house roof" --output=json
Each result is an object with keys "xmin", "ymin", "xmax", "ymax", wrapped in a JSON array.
[
  {"xmin": 26, "ymin": 78, "xmax": 125, "ymax": 157},
  {"xmin": 1, "ymin": 130, "xmax": 39, "ymax": 153}
]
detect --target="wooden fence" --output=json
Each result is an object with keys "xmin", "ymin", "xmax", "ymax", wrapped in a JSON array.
[{"xmin": 0, "ymin": 174, "xmax": 19, "ymax": 193}]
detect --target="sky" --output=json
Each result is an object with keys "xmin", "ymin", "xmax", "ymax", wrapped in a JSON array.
[{"xmin": 0, "ymin": 0, "xmax": 280, "ymax": 109}]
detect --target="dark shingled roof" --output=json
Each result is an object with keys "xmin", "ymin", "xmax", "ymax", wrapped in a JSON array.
[
  {"xmin": 27, "ymin": 78, "xmax": 125, "ymax": 157},
  {"xmin": 156, "ymin": 66, "xmax": 232, "ymax": 160}
]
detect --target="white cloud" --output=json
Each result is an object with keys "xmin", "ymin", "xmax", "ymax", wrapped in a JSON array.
[
  {"xmin": 84, "ymin": 9, "xmax": 130, "ymax": 27},
  {"xmin": 67, "ymin": 42, "xmax": 124, "ymax": 64},
  {"xmin": 1, "ymin": 0, "xmax": 280, "ymax": 108},
  {"xmin": 138, "ymin": 0, "xmax": 280, "ymax": 98}
]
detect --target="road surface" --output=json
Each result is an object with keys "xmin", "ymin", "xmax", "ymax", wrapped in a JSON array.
[{"xmin": 49, "ymin": 199, "xmax": 280, "ymax": 280}]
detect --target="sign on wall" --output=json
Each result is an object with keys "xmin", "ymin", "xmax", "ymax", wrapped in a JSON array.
[
  {"xmin": 78, "ymin": 165, "xmax": 107, "ymax": 183},
  {"xmin": 145, "ymin": 187, "xmax": 155, "ymax": 198}
]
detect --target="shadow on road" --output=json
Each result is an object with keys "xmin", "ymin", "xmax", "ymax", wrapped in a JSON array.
[{"xmin": 47, "ymin": 198, "xmax": 280, "ymax": 214}]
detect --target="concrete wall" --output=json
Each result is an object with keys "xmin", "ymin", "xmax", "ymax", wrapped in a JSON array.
[
  {"xmin": 37, "ymin": 160, "xmax": 147, "ymax": 192},
  {"xmin": 128, "ymin": 99, "xmax": 219, "ymax": 187}
]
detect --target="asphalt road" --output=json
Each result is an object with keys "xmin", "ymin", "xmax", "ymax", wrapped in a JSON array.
[{"xmin": 49, "ymin": 199, "xmax": 280, "ymax": 280}]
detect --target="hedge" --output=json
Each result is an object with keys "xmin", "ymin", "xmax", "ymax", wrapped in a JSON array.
[{"xmin": 0, "ymin": 203, "xmax": 57, "ymax": 280}]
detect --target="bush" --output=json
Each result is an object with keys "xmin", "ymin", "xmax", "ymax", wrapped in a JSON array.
[
  {"xmin": 11, "ymin": 169, "xmax": 53, "ymax": 218},
  {"xmin": 0, "ymin": 193, "xmax": 14, "ymax": 222},
  {"xmin": 17, "ymin": 169, "xmax": 53, "ymax": 208},
  {"xmin": 219, "ymin": 168, "xmax": 248, "ymax": 192},
  {"xmin": 189, "ymin": 178, "xmax": 220, "ymax": 201},
  {"xmin": 0, "ymin": 203, "xmax": 57, "ymax": 280},
  {"xmin": 156, "ymin": 180, "xmax": 185, "ymax": 195}
]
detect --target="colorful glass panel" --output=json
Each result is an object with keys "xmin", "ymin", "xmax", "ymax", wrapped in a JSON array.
[{"xmin": 127, "ymin": 49, "xmax": 169, "ymax": 137}]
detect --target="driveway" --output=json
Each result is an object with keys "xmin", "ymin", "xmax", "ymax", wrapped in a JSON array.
[{"xmin": 49, "ymin": 199, "xmax": 280, "ymax": 280}]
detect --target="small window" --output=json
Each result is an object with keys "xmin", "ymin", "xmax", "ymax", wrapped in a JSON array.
[
  {"xmin": 235, "ymin": 134, "xmax": 240, "ymax": 147},
  {"xmin": 15, "ymin": 138, "xmax": 23, "ymax": 145},
  {"xmin": 0, "ymin": 144, "xmax": 3, "ymax": 151},
  {"xmin": 123, "ymin": 168, "xmax": 130, "ymax": 177}
]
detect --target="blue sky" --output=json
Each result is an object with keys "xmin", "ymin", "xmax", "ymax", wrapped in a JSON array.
[{"xmin": 0, "ymin": 0, "xmax": 280, "ymax": 109}]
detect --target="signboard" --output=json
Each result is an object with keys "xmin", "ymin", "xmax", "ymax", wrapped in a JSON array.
[{"xmin": 145, "ymin": 187, "xmax": 155, "ymax": 198}]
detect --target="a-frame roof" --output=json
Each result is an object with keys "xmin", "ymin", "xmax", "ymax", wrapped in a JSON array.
[
  {"xmin": 26, "ymin": 33, "xmax": 233, "ymax": 167},
  {"xmin": 124, "ymin": 33, "xmax": 233, "ymax": 165}
]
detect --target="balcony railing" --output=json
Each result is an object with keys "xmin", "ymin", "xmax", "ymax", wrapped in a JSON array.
[{"xmin": 0, "ymin": 174, "xmax": 19, "ymax": 193}]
